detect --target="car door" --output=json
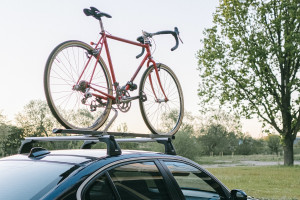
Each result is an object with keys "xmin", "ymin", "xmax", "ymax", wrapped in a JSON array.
[{"xmin": 78, "ymin": 158, "xmax": 181, "ymax": 200}]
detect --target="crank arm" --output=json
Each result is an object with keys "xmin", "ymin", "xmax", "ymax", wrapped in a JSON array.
[{"xmin": 120, "ymin": 95, "xmax": 140, "ymax": 103}]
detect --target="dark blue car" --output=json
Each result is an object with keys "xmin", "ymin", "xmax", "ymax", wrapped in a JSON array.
[{"xmin": 0, "ymin": 134, "xmax": 248, "ymax": 200}]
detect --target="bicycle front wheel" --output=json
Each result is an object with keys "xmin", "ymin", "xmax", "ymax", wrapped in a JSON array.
[
  {"xmin": 139, "ymin": 63, "xmax": 184, "ymax": 135},
  {"xmin": 44, "ymin": 40, "xmax": 112, "ymax": 130}
]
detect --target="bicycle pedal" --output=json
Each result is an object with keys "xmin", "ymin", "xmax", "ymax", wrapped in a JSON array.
[
  {"xmin": 140, "ymin": 92, "xmax": 147, "ymax": 102},
  {"xmin": 126, "ymin": 81, "xmax": 137, "ymax": 91},
  {"xmin": 130, "ymin": 83, "xmax": 137, "ymax": 91}
]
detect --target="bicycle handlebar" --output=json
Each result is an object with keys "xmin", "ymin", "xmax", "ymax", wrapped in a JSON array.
[{"xmin": 136, "ymin": 27, "xmax": 182, "ymax": 59}]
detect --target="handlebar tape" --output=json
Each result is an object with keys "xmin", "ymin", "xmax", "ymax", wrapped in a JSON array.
[{"xmin": 153, "ymin": 28, "xmax": 179, "ymax": 51}]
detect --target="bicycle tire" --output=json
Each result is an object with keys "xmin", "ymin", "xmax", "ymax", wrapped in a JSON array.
[
  {"xmin": 44, "ymin": 40, "xmax": 112, "ymax": 131},
  {"xmin": 139, "ymin": 63, "xmax": 184, "ymax": 135}
]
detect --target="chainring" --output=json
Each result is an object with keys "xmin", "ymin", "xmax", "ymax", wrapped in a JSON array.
[{"xmin": 117, "ymin": 89, "xmax": 131, "ymax": 112}]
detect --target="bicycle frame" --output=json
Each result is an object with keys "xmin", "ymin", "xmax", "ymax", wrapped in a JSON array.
[{"xmin": 76, "ymin": 31, "xmax": 168, "ymax": 102}]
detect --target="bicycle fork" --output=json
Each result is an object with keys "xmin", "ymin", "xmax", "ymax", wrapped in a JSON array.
[{"xmin": 148, "ymin": 62, "xmax": 169, "ymax": 103}]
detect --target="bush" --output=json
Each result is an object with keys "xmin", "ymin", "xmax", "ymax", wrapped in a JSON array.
[{"xmin": 173, "ymin": 130, "xmax": 201, "ymax": 160}]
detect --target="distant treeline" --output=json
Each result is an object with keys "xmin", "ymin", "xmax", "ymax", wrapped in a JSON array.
[{"xmin": 1, "ymin": 100, "xmax": 299, "ymax": 158}]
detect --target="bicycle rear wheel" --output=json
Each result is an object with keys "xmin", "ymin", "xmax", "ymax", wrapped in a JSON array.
[
  {"xmin": 139, "ymin": 63, "xmax": 184, "ymax": 135},
  {"xmin": 44, "ymin": 40, "xmax": 112, "ymax": 130}
]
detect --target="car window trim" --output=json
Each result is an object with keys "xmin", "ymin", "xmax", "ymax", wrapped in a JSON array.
[
  {"xmin": 157, "ymin": 159, "xmax": 185, "ymax": 200},
  {"xmin": 105, "ymin": 171, "xmax": 121, "ymax": 200},
  {"xmin": 81, "ymin": 171, "xmax": 121, "ymax": 200},
  {"xmin": 154, "ymin": 159, "xmax": 184, "ymax": 200},
  {"xmin": 76, "ymin": 156, "xmax": 178, "ymax": 200}
]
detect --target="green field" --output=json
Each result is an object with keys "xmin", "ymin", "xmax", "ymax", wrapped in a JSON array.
[
  {"xmin": 195, "ymin": 154, "xmax": 300, "ymax": 165},
  {"xmin": 206, "ymin": 166, "xmax": 300, "ymax": 199}
]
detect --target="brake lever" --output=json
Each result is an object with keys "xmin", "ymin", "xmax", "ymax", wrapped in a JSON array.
[
  {"xmin": 136, "ymin": 36, "xmax": 145, "ymax": 59},
  {"xmin": 174, "ymin": 27, "xmax": 183, "ymax": 44}
]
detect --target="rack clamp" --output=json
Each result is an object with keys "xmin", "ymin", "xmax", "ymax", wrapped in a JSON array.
[
  {"xmin": 98, "ymin": 135, "xmax": 121, "ymax": 156},
  {"xmin": 156, "ymin": 138, "xmax": 176, "ymax": 155},
  {"xmin": 19, "ymin": 139, "xmax": 36, "ymax": 154}
]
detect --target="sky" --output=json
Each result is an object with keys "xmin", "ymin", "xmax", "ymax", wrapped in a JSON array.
[{"xmin": 0, "ymin": 0, "xmax": 262, "ymax": 137}]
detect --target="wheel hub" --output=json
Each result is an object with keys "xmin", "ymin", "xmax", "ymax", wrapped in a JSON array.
[{"xmin": 73, "ymin": 80, "xmax": 89, "ymax": 92}]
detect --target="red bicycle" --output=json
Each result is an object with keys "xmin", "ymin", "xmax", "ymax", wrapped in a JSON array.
[{"xmin": 44, "ymin": 7, "xmax": 184, "ymax": 135}]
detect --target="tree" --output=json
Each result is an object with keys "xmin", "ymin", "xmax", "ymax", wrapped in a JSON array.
[
  {"xmin": 15, "ymin": 100, "xmax": 58, "ymax": 137},
  {"xmin": 160, "ymin": 111, "xmax": 201, "ymax": 159},
  {"xmin": 198, "ymin": 123, "xmax": 239, "ymax": 156},
  {"xmin": 0, "ymin": 124, "xmax": 24, "ymax": 156},
  {"xmin": 196, "ymin": 110, "xmax": 243, "ymax": 136},
  {"xmin": 0, "ymin": 112, "xmax": 24, "ymax": 156},
  {"xmin": 0, "ymin": 111, "xmax": 6, "ymax": 124},
  {"xmin": 266, "ymin": 134, "xmax": 281, "ymax": 155},
  {"xmin": 236, "ymin": 135, "xmax": 266, "ymax": 155},
  {"xmin": 197, "ymin": 0, "xmax": 300, "ymax": 165},
  {"xmin": 173, "ymin": 120, "xmax": 200, "ymax": 160}
]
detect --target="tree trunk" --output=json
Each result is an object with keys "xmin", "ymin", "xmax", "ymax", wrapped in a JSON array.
[{"xmin": 283, "ymin": 135, "xmax": 294, "ymax": 166}]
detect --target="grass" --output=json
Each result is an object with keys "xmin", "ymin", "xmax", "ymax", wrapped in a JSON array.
[{"xmin": 206, "ymin": 166, "xmax": 300, "ymax": 199}]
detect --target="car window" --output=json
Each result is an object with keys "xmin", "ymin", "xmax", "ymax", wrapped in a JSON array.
[
  {"xmin": 0, "ymin": 161, "xmax": 78, "ymax": 200},
  {"xmin": 164, "ymin": 161, "xmax": 226, "ymax": 200},
  {"xmin": 83, "ymin": 173, "xmax": 116, "ymax": 200},
  {"xmin": 109, "ymin": 161, "xmax": 170, "ymax": 200}
]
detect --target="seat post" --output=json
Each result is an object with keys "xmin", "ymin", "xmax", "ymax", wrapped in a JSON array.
[{"xmin": 99, "ymin": 19, "xmax": 105, "ymax": 32}]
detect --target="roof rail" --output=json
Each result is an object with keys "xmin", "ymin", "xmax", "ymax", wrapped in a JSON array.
[{"xmin": 19, "ymin": 129, "xmax": 176, "ymax": 156}]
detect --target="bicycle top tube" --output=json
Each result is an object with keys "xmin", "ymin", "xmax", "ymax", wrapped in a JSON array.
[{"xmin": 83, "ymin": 7, "xmax": 182, "ymax": 53}]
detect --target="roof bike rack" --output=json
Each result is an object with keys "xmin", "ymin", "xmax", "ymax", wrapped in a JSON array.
[
  {"xmin": 19, "ymin": 135, "xmax": 176, "ymax": 156},
  {"xmin": 19, "ymin": 107, "xmax": 176, "ymax": 156}
]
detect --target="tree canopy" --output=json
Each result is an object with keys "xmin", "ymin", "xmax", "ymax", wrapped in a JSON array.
[{"xmin": 197, "ymin": 0, "xmax": 300, "ymax": 165}]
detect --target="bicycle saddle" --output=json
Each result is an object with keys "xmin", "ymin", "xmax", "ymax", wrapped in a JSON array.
[{"xmin": 83, "ymin": 7, "xmax": 112, "ymax": 20}]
